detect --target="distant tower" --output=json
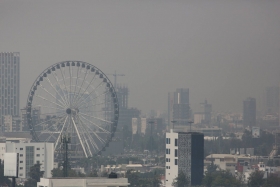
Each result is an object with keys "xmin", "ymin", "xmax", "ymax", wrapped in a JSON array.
[
  {"xmin": 116, "ymin": 85, "xmax": 128, "ymax": 109},
  {"xmin": 165, "ymin": 130, "xmax": 204, "ymax": 186},
  {"xmin": 201, "ymin": 99, "xmax": 212, "ymax": 124},
  {"xmin": 0, "ymin": 52, "xmax": 20, "ymax": 132},
  {"xmin": 265, "ymin": 86, "xmax": 279, "ymax": 115},
  {"xmin": 243, "ymin": 97, "xmax": 256, "ymax": 129},
  {"xmin": 172, "ymin": 88, "xmax": 190, "ymax": 126}
]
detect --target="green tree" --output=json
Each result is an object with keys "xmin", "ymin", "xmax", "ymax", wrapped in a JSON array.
[
  {"xmin": 203, "ymin": 170, "xmax": 241, "ymax": 187},
  {"xmin": 172, "ymin": 170, "xmax": 189, "ymax": 187},
  {"xmin": 247, "ymin": 170, "xmax": 265, "ymax": 187},
  {"xmin": 126, "ymin": 170, "xmax": 140, "ymax": 186},
  {"xmin": 0, "ymin": 160, "xmax": 12, "ymax": 187},
  {"xmin": 24, "ymin": 162, "xmax": 44, "ymax": 187}
]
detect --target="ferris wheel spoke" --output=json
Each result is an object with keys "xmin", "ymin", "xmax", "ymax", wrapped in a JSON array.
[
  {"xmin": 38, "ymin": 84, "xmax": 66, "ymax": 107},
  {"xmin": 34, "ymin": 113, "xmax": 66, "ymax": 128},
  {"xmin": 79, "ymin": 111, "xmax": 113, "ymax": 124},
  {"xmin": 71, "ymin": 116, "xmax": 88, "ymax": 158},
  {"xmin": 76, "ymin": 88, "xmax": 109, "ymax": 109},
  {"xmin": 75, "ymin": 117, "xmax": 94, "ymax": 156},
  {"xmin": 72, "ymin": 72, "xmax": 97, "ymax": 107},
  {"xmin": 34, "ymin": 94, "xmax": 65, "ymax": 109},
  {"xmin": 32, "ymin": 105, "xmax": 65, "ymax": 111},
  {"xmin": 78, "ymin": 114, "xmax": 111, "ymax": 133},
  {"xmin": 78, "ymin": 116, "xmax": 101, "ymax": 152},
  {"xmin": 60, "ymin": 67, "xmax": 71, "ymax": 107},
  {"xmin": 69, "ymin": 65, "xmax": 73, "ymax": 105},
  {"xmin": 51, "ymin": 71, "xmax": 70, "ymax": 106},
  {"xmin": 73, "ymin": 66, "xmax": 81, "ymax": 105},
  {"xmin": 74, "ymin": 81, "xmax": 105, "ymax": 108},
  {"xmin": 45, "ymin": 76, "xmax": 68, "ymax": 107},
  {"xmin": 54, "ymin": 116, "xmax": 69, "ymax": 150},
  {"xmin": 72, "ymin": 68, "xmax": 89, "ymax": 106}
]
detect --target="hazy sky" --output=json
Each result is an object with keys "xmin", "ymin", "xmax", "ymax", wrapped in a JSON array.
[{"xmin": 1, "ymin": 0, "xmax": 280, "ymax": 115}]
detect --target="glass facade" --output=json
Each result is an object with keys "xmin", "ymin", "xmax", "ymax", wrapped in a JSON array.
[
  {"xmin": 25, "ymin": 146, "xmax": 34, "ymax": 178},
  {"xmin": 0, "ymin": 52, "xmax": 20, "ymax": 132}
]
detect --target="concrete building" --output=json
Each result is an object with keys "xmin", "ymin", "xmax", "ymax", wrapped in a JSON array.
[
  {"xmin": 37, "ymin": 177, "xmax": 129, "ymax": 187},
  {"xmin": 243, "ymin": 97, "xmax": 256, "ymax": 129},
  {"xmin": 4, "ymin": 115, "xmax": 21, "ymax": 132},
  {"xmin": 165, "ymin": 129, "xmax": 204, "ymax": 186},
  {"xmin": 0, "ymin": 52, "xmax": 20, "ymax": 132},
  {"xmin": 3, "ymin": 142, "xmax": 54, "ymax": 179}
]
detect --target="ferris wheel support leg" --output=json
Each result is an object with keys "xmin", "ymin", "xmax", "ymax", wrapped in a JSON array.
[{"xmin": 71, "ymin": 117, "xmax": 88, "ymax": 158}]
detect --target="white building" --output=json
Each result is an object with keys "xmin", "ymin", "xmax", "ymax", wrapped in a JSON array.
[
  {"xmin": 4, "ymin": 115, "xmax": 21, "ymax": 132},
  {"xmin": 165, "ymin": 129, "xmax": 204, "ymax": 187},
  {"xmin": 140, "ymin": 118, "xmax": 147, "ymax": 134},
  {"xmin": 131, "ymin": 118, "xmax": 138, "ymax": 135},
  {"xmin": 5, "ymin": 142, "xmax": 54, "ymax": 178},
  {"xmin": 37, "ymin": 177, "xmax": 130, "ymax": 187},
  {"xmin": 0, "ymin": 52, "xmax": 20, "ymax": 132}
]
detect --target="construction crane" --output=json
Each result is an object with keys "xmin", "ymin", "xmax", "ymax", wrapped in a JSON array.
[{"xmin": 107, "ymin": 70, "xmax": 125, "ymax": 88}]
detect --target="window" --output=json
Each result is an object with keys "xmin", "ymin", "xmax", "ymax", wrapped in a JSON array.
[
  {"xmin": 166, "ymin": 158, "xmax": 170, "ymax": 162},
  {"xmin": 19, "ymin": 174, "xmax": 23, "ymax": 176},
  {"xmin": 36, "ymin": 148, "xmax": 40, "ymax": 150},
  {"xmin": 20, "ymin": 167, "xmax": 23, "ymax": 170},
  {"xmin": 20, "ymin": 148, "xmax": 23, "ymax": 150},
  {"xmin": 175, "ymin": 159, "xmax": 178, "ymax": 165},
  {"xmin": 36, "ymin": 154, "xmax": 40, "ymax": 157},
  {"xmin": 20, "ymin": 161, "xmax": 23, "ymax": 163},
  {"xmin": 175, "ymin": 149, "xmax": 178, "ymax": 157},
  {"xmin": 20, "ymin": 154, "xmax": 23, "ymax": 157},
  {"xmin": 175, "ymin": 139, "xmax": 178, "ymax": 146},
  {"xmin": 166, "ymin": 138, "xmax": 170, "ymax": 144},
  {"xmin": 166, "ymin": 149, "xmax": 170, "ymax": 154}
]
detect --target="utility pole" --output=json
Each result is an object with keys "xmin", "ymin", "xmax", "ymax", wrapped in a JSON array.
[{"xmin": 61, "ymin": 134, "xmax": 71, "ymax": 177}]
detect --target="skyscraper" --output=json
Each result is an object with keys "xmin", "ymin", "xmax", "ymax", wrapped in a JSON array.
[
  {"xmin": 243, "ymin": 97, "xmax": 256, "ymax": 129},
  {"xmin": 165, "ymin": 130, "xmax": 204, "ymax": 186},
  {"xmin": 0, "ymin": 52, "xmax": 20, "ymax": 132},
  {"xmin": 265, "ymin": 86, "xmax": 279, "ymax": 115},
  {"xmin": 170, "ymin": 88, "xmax": 190, "ymax": 126}
]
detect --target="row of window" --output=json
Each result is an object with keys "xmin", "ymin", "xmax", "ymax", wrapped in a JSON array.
[
  {"xmin": 19, "ymin": 147, "xmax": 42, "ymax": 150},
  {"xmin": 166, "ymin": 159, "xmax": 178, "ymax": 167},
  {"xmin": 166, "ymin": 148, "xmax": 178, "ymax": 157},
  {"xmin": 166, "ymin": 138, "xmax": 178, "ymax": 146},
  {"xmin": 20, "ymin": 154, "xmax": 43, "ymax": 157}
]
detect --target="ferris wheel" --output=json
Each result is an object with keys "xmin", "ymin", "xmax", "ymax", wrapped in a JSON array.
[{"xmin": 26, "ymin": 61, "xmax": 119, "ymax": 158}]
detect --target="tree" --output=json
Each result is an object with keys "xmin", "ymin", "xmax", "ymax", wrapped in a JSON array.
[
  {"xmin": 24, "ymin": 162, "xmax": 44, "ymax": 187},
  {"xmin": 172, "ymin": 170, "xmax": 189, "ymax": 187},
  {"xmin": 203, "ymin": 170, "xmax": 241, "ymax": 187},
  {"xmin": 247, "ymin": 170, "xmax": 265, "ymax": 187},
  {"xmin": 0, "ymin": 160, "xmax": 12, "ymax": 187}
]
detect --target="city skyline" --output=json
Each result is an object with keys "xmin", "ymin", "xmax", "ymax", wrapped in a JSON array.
[{"xmin": 1, "ymin": 1, "xmax": 280, "ymax": 115}]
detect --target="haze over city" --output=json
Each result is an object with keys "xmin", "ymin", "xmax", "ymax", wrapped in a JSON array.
[{"xmin": 1, "ymin": 0, "xmax": 280, "ymax": 114}]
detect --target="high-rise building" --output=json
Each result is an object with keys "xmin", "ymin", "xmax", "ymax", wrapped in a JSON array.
[
  {"xmin": 0, "ymin": 52, "xmax": 20, "ymax": 132},
  {"xmin": 265, "ymin": 86, "xmax": 279, "ymax": 115},
  {"xmin": 169, "ymin": 88, "xmax": 190, "ymax": 126},
  {"xmin": 243, "ymin": 97, "xmax": 256, "ymax": 129},
  {"xmin": 165, "ymin": 130, "xmax": 204, "ymax": 186}
]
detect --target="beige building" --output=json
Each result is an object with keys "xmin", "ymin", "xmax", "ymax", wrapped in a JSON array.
[{"xmin": 37, "ymin": 178, "xmax": 129, "ymax": 187}]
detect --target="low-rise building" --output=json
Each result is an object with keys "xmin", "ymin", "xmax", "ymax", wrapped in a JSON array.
[{"xmin": 37, "ymin": 177, "xmax": 130, "ymax": 187}]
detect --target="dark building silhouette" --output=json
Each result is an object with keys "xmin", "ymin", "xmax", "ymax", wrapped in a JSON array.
[
  {"xmin": 243, "ymin": 97, "xmax": 256, "ymax": 129},
  {"xmin": 178, "ymin": 132, "xmax": 204, "ymax": 186},
  {"xmin": 265, "ymin": 86, "xmax": 279, "ymax": 115}
]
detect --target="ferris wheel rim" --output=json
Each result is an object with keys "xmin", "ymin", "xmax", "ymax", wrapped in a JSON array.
[{"xmin": 26, "ymin": 61, "xmax": 119, "ymax": 156}]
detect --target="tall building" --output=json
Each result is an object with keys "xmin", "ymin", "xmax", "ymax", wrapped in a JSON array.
[
  {"xmin": 0, "ymin": 52, "xmax": 20, "ymax": 132},
  {"xmin": 265, "ymin": 86, "xmax": 279, "ymax": 115},
  {"xmin": 243, "ymin": 97, "xmax": 256, "ymax": 129},
  {"xmin": 169, "ymin": 88, "xmax": 190, "ymax": 126},
  {"xmin": 165, "ymin": 130, "xmax": 204, "ymax": 186}
]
